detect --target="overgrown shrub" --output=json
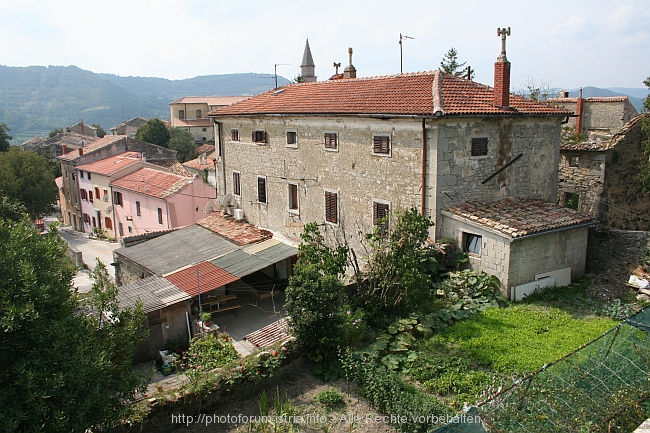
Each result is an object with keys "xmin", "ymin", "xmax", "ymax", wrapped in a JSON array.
[{"xmin": 176, "ymin": 333, "xmax": 238, "ymax": 378}]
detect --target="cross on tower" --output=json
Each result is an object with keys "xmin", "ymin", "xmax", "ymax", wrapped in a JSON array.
[{"xmin": 497, "ymin": 27, "xmax": 511, "ymax": 61}]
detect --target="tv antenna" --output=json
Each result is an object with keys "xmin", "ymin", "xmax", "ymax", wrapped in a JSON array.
[
  {"xmin": 399, "ymin": 33, "xmax": 414, "ymax": 74},
  {"xmin": 274, "ymin": 63, "xmax": 290, "ymax": 89}
]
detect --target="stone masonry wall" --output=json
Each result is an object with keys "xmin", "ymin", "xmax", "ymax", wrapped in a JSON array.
[
  {"xmin": 114, "ymin": 251, "xmax": 153, "ymax": 286},
  {"xmin": 432, "ymin": 117, "xmax": 562, "ymax": 233},
  {"xmin": 217, "ymin": 115, "xmax": 423, "ymax": 250},
  {"xmin": 558, "ymin": 150, "xmax": 607, "ymax": 218}
]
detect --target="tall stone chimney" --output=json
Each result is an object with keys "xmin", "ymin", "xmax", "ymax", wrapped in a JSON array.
[
  {"xmin": 494, "ymin": 27, "xmax": 511, "ymax": 108},
  {"xmin": 575, "ymin": 88, "xmax": 584, "ymax": 134},
  {"xmin": 343, "ymin": 47, "xmax": 357, "ymax": 79}
]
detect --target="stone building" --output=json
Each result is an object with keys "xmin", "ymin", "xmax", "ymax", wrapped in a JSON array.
[
  {"xmin": 559, "ymin": 113, "xmax": 650, "ymax": 230},
  {"xmin": 110, "ymin": 117, "xmax": 148, "ymax": 137},
  {"xmin": 169, "ymin": 96, "xmax": 248, "ymax": 143},
  {"xmin": 208, "ymin": 35, "xmax": 593, "ymax": 299}
]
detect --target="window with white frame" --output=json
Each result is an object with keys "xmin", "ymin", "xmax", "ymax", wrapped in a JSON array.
[
  {"xmin": 463, "ymin": 232, "xmax": 482, "ymax": 255},
  {"xmin": 257, "ymin": 176, "xmax": 267, "ymax": 203},
  {"xmin": 233, "ymin": 171, "xmax": 241, "ymax": 196},
  {"xmin": 286, "ymin": 131, "xmax": 297, "ymax": 148}
]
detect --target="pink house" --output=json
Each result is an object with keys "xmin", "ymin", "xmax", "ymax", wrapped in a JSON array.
[{"xmin": 110, "ymin": 167, "xmax": 215, "ymax": 240}]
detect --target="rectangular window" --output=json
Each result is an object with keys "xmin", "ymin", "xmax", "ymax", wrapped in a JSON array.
[
  {"xmin": 87, "ymin": 172, "xmax": 91, "ymax": 180},
  {"xmin": 325, "ymin": 191, "xmax": 338, "ymax": 224},
  {"xmin": 286, "ymin": 131, "xmax": 297, "ymax": 147},
  {"xmin": 179, "ymin": 110, "xmax": 185, "ymax": 120},
  {"xmin": 565, "ymin": 192, "xmax": 579, "ymax": 211},
  {"xmin": 80, "ymin": 189, "xmax": 88, "ymax": 201},
  {"xmin": 118, "ymin": 222, "xmax": 124, "ymax": 236},
  {"xmin": 288, "ymin": 183, "xmax": 298, "ymax": 212},
  {"xmin": 80, "ymin": 171, "xmax": 84, "ymax": 179},
  {"xmin": 97, "ymin": 211, "xmax": 102, "ymax": 229},
  {"xmin": 373, "ymin": 201, "xmax": 390, "ymax": 234},
  {"xmin": 202, "ymin": 127, "xmax": 207, "ymax": 132},
  {"xmin": 104, "ymin": 217, "xmax": 112, "ymax": 229},
  {"xmin": 113, "ymin": 191, "xmax": 123, "ymax": 206},
  {"xmin": 324, "ymin": 132, "xmax": 338, "ymax": 150},
  {"xmin": 253, "ymin": 130, "xmax": 267, "ymax": 144},
  {"xmin": 231, "ymin": 129, "xmax": 239, "ymax": 141},
  {"xmin": 158, "ymin": 207, "xmax": 163, "ymax": 225},
  {"xmin": 463, "ymin": 233, "xmax": 482, "ymax": 255},
  {"xmin": 471, "ymin": 137, "xmax": 488, "ymax": 156},
  {"xmin": 196, "ymin": 109, "xmax": 202, "ymax": 118},
  {"xmin": 257, "ymin": 177, "xmax": 267, "ymax": 203},
  {"xmin": 233, "ymin": 171, "xmax": 241, "ymax": 196},
  {"xmin": 569, "ymin": 156, "xmax": 580, "ymax": 167},
  {"xmin": 136, "ymin": 201, "xmax": 141, "ymax": 217},
  {"xmin": 103, "ymin": 189, "xmax": 108, "ymax": 202},
  {"xmin": 95, "ymin": 187, "xmax": 100, "ymax": 199},
  {"xmin": 373, "ymin": 135, "xmax": 391, "ymax": 155},
  {"xmin": 89, "ymin": 191, "xmax": 94, "ymax": 203}
]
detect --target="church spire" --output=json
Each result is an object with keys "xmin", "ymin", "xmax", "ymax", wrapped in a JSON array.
[{"xmin": 300, "ymin": 39, "xmax": 317, "ymax": 82}]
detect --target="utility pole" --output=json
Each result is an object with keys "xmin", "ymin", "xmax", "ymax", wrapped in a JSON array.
[
  {"xmin": 274, "ymin": 63, "xmax": 290, "ymax": 89},
  {"xmin": 399, "ymin": 33, "xmax": 414, "ymax": 74}
]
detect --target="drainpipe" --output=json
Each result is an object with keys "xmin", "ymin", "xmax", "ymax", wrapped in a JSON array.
[
  {"xmin": 421, "ymin": 118, "xmax": 427, "ymax": 215},
  {"xmin": 215, "ymin": 120, "xmax": 227, "ymax": 194}
]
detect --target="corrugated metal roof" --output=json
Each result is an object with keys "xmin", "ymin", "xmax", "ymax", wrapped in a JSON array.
[
  {"xmin": 253, "ymin": 242, "xmax": 298, "ymax": 264},
  {"xmin": 164, "ymin": 261, "xmax": 239, "ymax": 297},
  {"xmin": 114, "ymin": 224, "xmax": 240, "ymax": 275},
  {"xmin": 117, "ymin": 275, "xmax": 190, "ymax": 313}
]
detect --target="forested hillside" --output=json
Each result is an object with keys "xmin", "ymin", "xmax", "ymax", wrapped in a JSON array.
[{"xmin": 0, "ymin": 65, "xmax": 289, "ymax": 144}]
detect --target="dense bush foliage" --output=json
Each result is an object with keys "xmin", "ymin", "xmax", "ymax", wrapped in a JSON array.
[{"xmin": 177, "ymin": 333, "xmax": 239, "ymax": 379}]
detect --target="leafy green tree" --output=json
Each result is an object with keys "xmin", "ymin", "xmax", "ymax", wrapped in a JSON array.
[
  {"xmin": 285, "ymin": 222, "xmax": 349, "ymax": 363},
  {"xmin": 169, "ymin": 127, "xmax": 198, "ymax": 163},
  {"xmin": 48, "ymin": 127, "xmax": 64, "ymax": 138},
  {"xmin": 91, "ymin": 123, "xmax": 106, "ymax": 138},
  {"xmin": 0, "ymin": 220, "xmax": 148, "ymax": 433},
  {"xmin": 440, "ymin": 47, "xmax": 473, "ymax": 78},
  {"xmin": 640, "ymin": 76, "xmax": 650, "ymax": 192},
  {"xmin": 0, "ymin": 122, "xmax": 11, "ymax": 152},
  {"xmin": 0, "ymin": 196, "xmax": 27, "ymax": 221},
  {"xmin": 135, "ymin": 118, "xmax": 170, "ymax": 147},
  {"xmin": 644, "ymin": 76, "xmax": 650, "ymax": 112},
  {"xmin": 0, "ymin": 147, "xmax": 57, "ymax": 218}
]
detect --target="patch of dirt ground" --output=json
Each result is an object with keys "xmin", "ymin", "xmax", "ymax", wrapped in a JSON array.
[{"xmin": 168, "ymin": 359, "xmax": 398, "ymax": 433}]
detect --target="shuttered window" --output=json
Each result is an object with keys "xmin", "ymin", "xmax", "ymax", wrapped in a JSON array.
[
  {"xmin": 113, "ymin": 191, "xmax": 123, "ymax": 206},
  {"xmin": 257, "ymin": 177, "xmax": 267, "ymax": 203},
  {"xmin": 253, "ymin": 130, "xmax": 267, "ymax": 144},
  {"xmin": 231, "ymin": 129, "xmax": 239, "ymax": 141},
  {"xmin": 104, "ymin": 217, "xmax": 113, "ymax": 229},
  {"xmin": 324, "ymin": 133, "xmax": 338, "ymax": 150},
  {"xmin": 373, "ymin": 201, "xmax": 390, "ymax": 234},
  {"xmin": 373, "ymin": 135, "xmax": 390, "ymax": 155},
  {"xmin": 471, "ymin": 137, "xmax": 488, "ymax": 156},
  {"xmin": 325, "ymin": 191, "xmax": 338, "ymax": 224}
]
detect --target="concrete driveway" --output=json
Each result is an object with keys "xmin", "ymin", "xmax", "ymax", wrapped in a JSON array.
[{"xmin": 50, "ymin": 217, "xmax": 120, "ymax": 292}]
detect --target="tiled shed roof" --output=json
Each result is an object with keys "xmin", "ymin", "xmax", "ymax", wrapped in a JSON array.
[
  {"xmin": 110, "ymin": 167, "xmax": 194, "ymax": 199},
  {"xmin": 174, "ymin": 118, "xmax": 212, "ymax": 128},
  {"xmin": 197, "ymin": 212, "xmax": 273, "ymax": 245},
  {"xmin": 244, "ymin": 317, "xmax": 291, "ymax": 349},
  {"xmin": 164, "ymin": 261, "xmax": 239, "ymax": 297},
  {"xmin": 117, "ymin": 275, "xmax": 190, "ymax": 313},
  {"xmin": 210, "ymin": 71, "xmax": 569, "ymax": 117},
  {"xmin": 443, "ymin": 198, "xmax": 594, "ymax": 238},
  {"xmin": 75, "ymin": 151, "xmax": 142, "ymax": 175}
]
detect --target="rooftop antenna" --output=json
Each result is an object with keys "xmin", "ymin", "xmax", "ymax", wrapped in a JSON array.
[
  {"xmin": 399, "ymin": 33, "xmax": 414, "ymax": 74},
  {"xmin": 274, "ymin": 63, "xmax": 290, "ymax": 89}
]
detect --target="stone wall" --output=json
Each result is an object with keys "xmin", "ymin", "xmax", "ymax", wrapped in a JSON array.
[
  {"xmin": 431, "ymin": 117, "xmax": 562, "ymax": 233},
  {"xmin": 216, "ymin": 115, "xmax": 423, "ymax": 249},
  {"xmin": 558, "ymin": 150, "xmax": 607, "ymax": 218},
  {"xmin": 601, "ymin": 121, "xmax": 650, "ymax": 230},
  {"xmin": 552, "ymin": 99, "xmax": 637, "ymax": 135},
  {"xmin": 114, "ymin": 251, "xmax": 153, "ymax": 286}
]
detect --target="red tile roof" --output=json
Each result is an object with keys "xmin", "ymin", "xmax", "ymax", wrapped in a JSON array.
[
  {"xmin": 548, "ymin": 96, "xmax": 631, "ymax": 104},
  {"xmin": 197, "ymin": 212, "xmax": 273, "ymax": 245},
  {"xmin": 164, "ymin": 261, "xmax": 239, "ymax": 297},
  {"xmin": 75, "ymin": 151, "xmax": 142, "ymax": 175},
  {"xmin": 174, "ymin": 118, "xmax": 212, "ymax": 128},
  {"xmin": 184, "ymin": 152, "xmax": 216, "ymax": 170},
  {"xmin": 244, "ymin": 317, "xmax": 291, "ymax": 348},
  {"xmin": 209, "ymin": 71, "xmax": 570, "ymax": 118},
  {"xmin": 110, "ymin": 167, "xmax": 193, "ymax": 198},
  {"xmin": 443, "ymin": 198, "xmax": 594, "ymax": 238},
  {"xmin": 57, "ymin": 135, "xmax": 126, "ymax": 161}
]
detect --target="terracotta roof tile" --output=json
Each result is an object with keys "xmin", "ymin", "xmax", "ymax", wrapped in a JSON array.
[
  {"xmin": 548, "ymin": 96, "xmax": 631, "ymax": 104},
  {"xmin": 197, "ymin": 212, "xmax": 273, "ymax": 245},
  {"xmin": 164, "ymin": 261, "xmax": 239, "ymax": 297},
  {"xmin": 110, "ymin": 167, "xmax": 193, "ymax": 199},
  {"xmin": 444, "ymin": 198, "xmax": 594, "ymax": 238},
  {"xmin": 171, "ymin": 96, "xmax": 250, "ymax": 106},
  {"xmin": 244, "ymin": 317, "xmax": 291, "ymax": 349},
  {"xmin": 209, "ymin": 71, "xmax": 570, "ymax": 118},
  {"xmin": 75, "ymin": 151, "xmax": 142, "ymax": 175},
  {"xmin": 173, "ymin": 118, "xmax": 212, "ymax": 128},
  {"xmin": 57, "ymin": 135, "xmax": 126, "ymax": 161}
]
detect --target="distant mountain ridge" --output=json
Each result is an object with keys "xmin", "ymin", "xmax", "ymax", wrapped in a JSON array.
[
  {"xmin": 0, "ymin": 65, "xmax": 290, "ymax": 144},
  {"xmin": 0, "ymin": 64, "xmax": 646, "ymax": 144}
]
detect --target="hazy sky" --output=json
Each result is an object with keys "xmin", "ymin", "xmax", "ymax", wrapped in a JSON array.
[{"xmin": 2, "ymin": 0, "xmax": 649, "ymax": 91}]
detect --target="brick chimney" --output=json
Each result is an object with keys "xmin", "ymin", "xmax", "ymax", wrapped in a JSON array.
[
  {"xmin": 494, "ymin": 27, "xmax": 511, "ymax": 108},
  {"xmin": 575, "ymin": 88, "xmax": 584, "ymax": 134}
]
